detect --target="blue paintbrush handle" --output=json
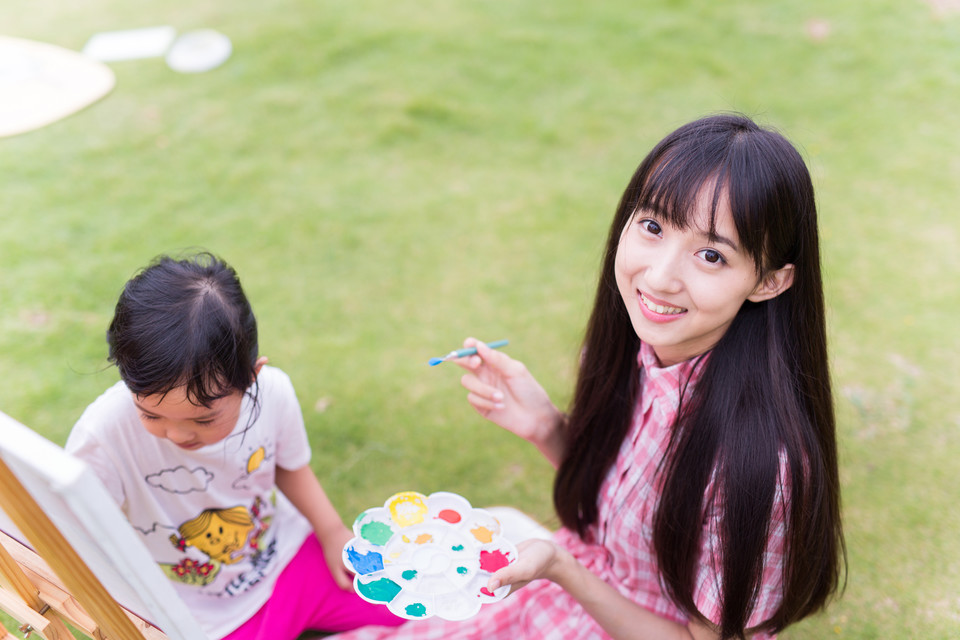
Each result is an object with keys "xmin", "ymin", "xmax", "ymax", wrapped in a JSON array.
[
  {"xmin": 429, "ymin": 339, "xmax": 509, "ymax": 365},
  {"xmin": 448, "ymin": 339, "xmax": 509, "ymax": 359}
]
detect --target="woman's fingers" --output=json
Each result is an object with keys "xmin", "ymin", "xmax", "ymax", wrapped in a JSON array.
[
  {"xmin": 486, "ymin": 540, "xmax": 557, "ymax": 594},
  {"xmin": 451, "ymin": 337, "xmax": 519, "ymax": 375},
  {"xmin": 473, "ymin": 339, "xmax": 524, "ymax": 376},
  {"xmin": 466, "ymin": 391, "xmax": 504, "ymax": 414},
  {"xmin": 461, "ymin": 373, "xmax": 505, "ymax": 404}
]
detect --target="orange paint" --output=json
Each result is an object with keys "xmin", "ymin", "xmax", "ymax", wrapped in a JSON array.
[{"xmin": 470, "ymin": 526, "xmax": 494, "ymax": 543}]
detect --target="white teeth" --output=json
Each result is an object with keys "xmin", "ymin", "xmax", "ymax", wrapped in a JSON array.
[{"xmin": 641, "ymin": 293, "xmax": 684, "ymax": 315}]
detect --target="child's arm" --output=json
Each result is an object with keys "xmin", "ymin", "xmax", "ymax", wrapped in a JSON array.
[
  {"xmin": 275, "ymin": 464, "xmax": 354, "ymax": 590},
  {"xmin": 490, "ymin": 539, "xmax": 720, "ymax": 640},
  {"xmin": 454, "ymin": 338, "xmax": 567, "ymax": 468}
]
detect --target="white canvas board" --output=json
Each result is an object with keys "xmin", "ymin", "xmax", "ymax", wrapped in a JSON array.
[{"xmin": 0, "ymin": 410, "xmax": 207, "ymax": 640}]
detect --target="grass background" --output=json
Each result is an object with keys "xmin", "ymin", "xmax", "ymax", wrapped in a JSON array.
[{"xmin": 2, "ymin": 0, "xmax": 959, "ymax": 637}]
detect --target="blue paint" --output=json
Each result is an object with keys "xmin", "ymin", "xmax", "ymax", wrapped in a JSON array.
[
  {"xmin": 357, "ymin": 577, "xmax": 401, "ymax": 603},
  {"xmin": 346, "ymin": 546, "xmax": 384, "ymax": 575}
]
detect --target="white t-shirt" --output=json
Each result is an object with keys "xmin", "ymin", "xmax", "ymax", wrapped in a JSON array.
[{"xmin": 66, "ymin": 366, "xmax": 314, "ymax": 639}]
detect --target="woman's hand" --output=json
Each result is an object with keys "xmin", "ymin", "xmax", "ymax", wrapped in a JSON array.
[
  {"xmin": 455, "ymin": 338, "xmax": 566, "ymax": 467},
  {"xmin": 488, "ymin": 539, "xmax": 718, "ymax": 640},
  {"xmin": 486, "ymin": 538, "xmax": 568, "ymax": 595}
]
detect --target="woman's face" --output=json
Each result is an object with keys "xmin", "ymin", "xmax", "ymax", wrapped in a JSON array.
[{"xmin": 614, "ymin": 190, "xmax": 791, "ymax": 366}]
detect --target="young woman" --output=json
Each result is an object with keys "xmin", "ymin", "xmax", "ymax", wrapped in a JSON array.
[{"xmin": 338, "ymin": 113, "xmax": 845, "ymax": 640}]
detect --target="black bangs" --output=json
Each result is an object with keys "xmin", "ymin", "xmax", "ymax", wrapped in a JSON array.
[{"xmin": 627, "ymin": 114, "xmax": 802, "ymax": 273}]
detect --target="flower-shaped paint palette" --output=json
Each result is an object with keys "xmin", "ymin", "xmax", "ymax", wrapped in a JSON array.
[{"xmin": 342, "ymin": 491, "xmax": 518, "ymax": 621}]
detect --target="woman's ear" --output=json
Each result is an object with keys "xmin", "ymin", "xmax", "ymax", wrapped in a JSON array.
[
  {"xmin": 748, "ymin": 264, "xmax": 795, "ymax": 302},
  {"xmin": 253, "ymin": 356, "xmax": 269, "ymax": 380}
]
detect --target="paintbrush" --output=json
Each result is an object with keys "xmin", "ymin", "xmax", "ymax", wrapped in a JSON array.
[{"xmin": 428, "ymin": 339, "xmax": 509, "ymax": 366}]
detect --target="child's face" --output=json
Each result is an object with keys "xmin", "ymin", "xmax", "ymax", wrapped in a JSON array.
[
  {"xmin": 133, "ymin": 386, "xmax": 244, "ymax": 450},
  {"xmin": 614, "ymin": 190, "xmax": 786, "ymax": 367}
]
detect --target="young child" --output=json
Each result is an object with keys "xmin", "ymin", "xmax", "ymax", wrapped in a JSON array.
[
  {"xmin": 337, "ymin": 114, "xmax": 845, "ymax": 639},
  {"xmin": 66, "ymin": 253, "xmax": 402, "ymax": 639}
]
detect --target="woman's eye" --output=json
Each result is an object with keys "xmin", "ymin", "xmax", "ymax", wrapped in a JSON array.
[
  {"xmin": 639, "ymin": 219, "xmax": 662, "ymax": 235},
  {"xmin": 697, "ymin": 249, "xmax": 725, "ymax": 265},
  {"xmin": 139, "ymin": 413, "xmax": 159, "ymax": 421}
]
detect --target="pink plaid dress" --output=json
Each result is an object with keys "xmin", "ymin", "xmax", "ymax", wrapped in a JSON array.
[{"xmin": 336, "ymin": 343, "xmax": 786, "ymax": 639}]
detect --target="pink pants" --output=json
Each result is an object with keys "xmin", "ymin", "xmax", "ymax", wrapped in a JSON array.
[{"xmin": 222, "ymin": 535, "xmax": 404, "ymax": 640}]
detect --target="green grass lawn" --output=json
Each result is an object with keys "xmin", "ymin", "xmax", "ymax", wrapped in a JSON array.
[{"xmin": 2, "ymin": 0, "xmax": 959, "ymax": 637}]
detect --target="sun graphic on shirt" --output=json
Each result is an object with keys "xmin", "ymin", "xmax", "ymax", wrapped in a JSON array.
[{"xmin": 246, "ymin": 447, "xmax": 266, "ymax": 473}]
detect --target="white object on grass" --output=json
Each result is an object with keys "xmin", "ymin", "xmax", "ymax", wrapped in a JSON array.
[
  {"xmin": 0, "ymin": 36, "xmax": 115, "ymax": 138},
  {"xmin": 165, "ymin": 30, "xmax": 232, "ymax": 73},
  {"xmin": 82, "ymin": 26, "xmax": 177, "ymax": 61}
]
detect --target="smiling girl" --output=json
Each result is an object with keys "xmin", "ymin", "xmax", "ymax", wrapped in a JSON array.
[
  {"xmin": 340, "ymin": 114, "xmax": 845, "ymax": 639},
  {"xmin": 66, "ymin": 253, "xmax": 401, "ymax": 639}
]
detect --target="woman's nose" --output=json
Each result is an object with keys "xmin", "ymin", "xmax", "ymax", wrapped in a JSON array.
[{"xmin": 644, "ymin": 245, "xmax": 684, "ymax": 293}]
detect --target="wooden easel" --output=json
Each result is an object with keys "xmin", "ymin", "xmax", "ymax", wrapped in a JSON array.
[
  {"xmin": 0, "ymin": 456, "xmax": 164, "ymax": 640},
  {"xmin": 0, "ymin": 410, "xmax": 205, "ymax": 640}
]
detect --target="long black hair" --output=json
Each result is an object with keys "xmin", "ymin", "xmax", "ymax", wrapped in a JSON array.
[
  {"xmin": 553, "ymin": 114, "xmax": 844, "ymax": 638},
  {"xmin": 107, "ymin": 252, "xmax": 260, "ymax": 407}
]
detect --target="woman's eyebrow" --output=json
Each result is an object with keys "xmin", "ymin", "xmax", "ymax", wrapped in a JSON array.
[
  {"xmin": 707, "ymin": 231, "xmax": 740, "ymax": 252},
  {"xmin": 691, "ymin": 222, "xmax": 740, "ymax": 252}
]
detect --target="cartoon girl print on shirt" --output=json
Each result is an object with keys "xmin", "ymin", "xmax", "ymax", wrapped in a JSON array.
[
  {"xmin": 146, "ymin": 443, "xmax": 278, "ymax": 590},
  {"xmin": 162, "ymin": 497, "xmax": 273, "ymax": 586}
]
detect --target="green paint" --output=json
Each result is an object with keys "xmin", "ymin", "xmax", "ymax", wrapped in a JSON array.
[
  {"xmin": 360, "ymin": 520, "xmax": 393, "ymax": 545},
  {"xmin": 401, "ymin": 569, "xmax": 418, "ymax": 580},
  {"xmin": 456, "ymin": 566, "xmax": 468, "ymax": 575},
  {"xmin": 405, "ymin": 602, "xmax": 427, "ymax": 618},
  {"xmin": 357, "ymin": 577, "xmax": 401, "ymax": 603},
  {"xmin": 451, "ymin": 544, "xmax": 464, "ymax": 551}
]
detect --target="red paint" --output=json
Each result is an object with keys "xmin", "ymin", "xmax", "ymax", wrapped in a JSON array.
[
  {"xmin": 479, "ymin": 587, "xmax": 494, "ymax": 597},
  {"xmin": 479, "ymin": 549, "xmax": 510, "ymax": 572},
  {"xmin": 436, "ymin": 509, "xmax": 462, "ymax": 524}
]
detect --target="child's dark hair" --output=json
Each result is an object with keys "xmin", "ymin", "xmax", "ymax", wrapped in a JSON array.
[
  {"xmin": 107, "ymin": 252, "xmax": 259, "ymax": 407},
  {"xmin": 554, "ymin": 114, "xmax": 845, "ymax": 638}
]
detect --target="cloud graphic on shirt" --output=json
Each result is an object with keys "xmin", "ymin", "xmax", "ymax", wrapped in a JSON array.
[{"xmin": 146, "ymin": 466, "xmax": 214, "ymax": 494}]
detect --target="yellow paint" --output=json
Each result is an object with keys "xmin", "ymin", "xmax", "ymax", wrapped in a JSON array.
[
  {"xmin": 402, "ymin": 535, "xmax": 410, "ymax": 543},
  {"xmin": 470, "ymin": 526, "xmax": 494, "ymax": 543},
  {"xmin": 388, "ymin": 492, "xmax": 428, "ymax": 527},
  {"xmin": 246, "ymin": 447, "xmax": 266, "ymax": 473}
]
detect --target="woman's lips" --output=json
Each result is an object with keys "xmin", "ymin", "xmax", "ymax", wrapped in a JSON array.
[{"xmin": 639, "ymin": 291, "xmax": 686, "ymax": 320}]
